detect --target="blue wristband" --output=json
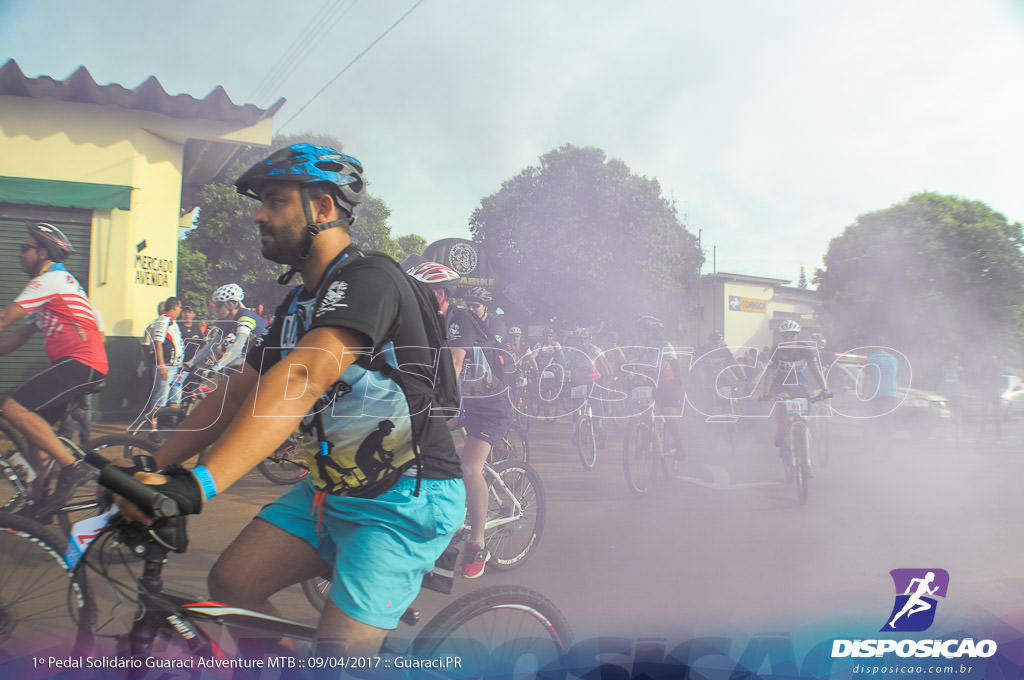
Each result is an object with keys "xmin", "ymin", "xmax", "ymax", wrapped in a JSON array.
[{"xmin": 191, "ymin": 464, "xmax": 218, "ymax": 500}]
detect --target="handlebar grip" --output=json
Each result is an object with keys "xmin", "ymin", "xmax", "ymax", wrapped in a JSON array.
[{"xmin": 84, "ymin": 451, "xmax": 180, "ymax": 519}]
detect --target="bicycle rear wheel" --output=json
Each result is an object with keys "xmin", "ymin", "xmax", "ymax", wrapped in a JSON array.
[
  {"xmin": 623, "ymin": 419, "xmax": 658, "ymax": 497},
  {"xmin": 485, "ymin": 461, "xmax": 546, "ymax": 571},
  {"xmin": 411, "ymin": 584, "xmax": 573, "ymax": 675},
  {"xmin": 257, "ymin": 435, "xmax": 309, "ymax": 485},
  {"xmin": 0, "ymin": 512, "xmax": 82, "ymax": 661},
  {"xmin": 575, "ymin": 415, "xmax": 598, "ymax": 471},
  {"xmin": 489, "ymin": 424, "xmax": 529, "ymax": 465},
  {"xmin": 791, "ymin": 420, "xmax": 810, "ymax": 505}
]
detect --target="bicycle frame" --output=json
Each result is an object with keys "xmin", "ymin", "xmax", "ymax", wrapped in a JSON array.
[{"xmin": 481, "ymin": 462, "xmax": 524, "ymax": 532}]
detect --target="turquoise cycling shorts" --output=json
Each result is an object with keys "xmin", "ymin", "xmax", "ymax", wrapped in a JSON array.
[{"xmin": 257, "ymin": 475, "xmax": 465, "ymax": 629}]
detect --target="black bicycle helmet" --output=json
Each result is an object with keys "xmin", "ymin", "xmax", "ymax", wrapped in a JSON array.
[
  {"xmin": 27, "ymin": 223, "xmax": 75, "ymax": 262},
  {"xmin": 465, "ymin": 286, "xmax": 493, "ymax": 304}
]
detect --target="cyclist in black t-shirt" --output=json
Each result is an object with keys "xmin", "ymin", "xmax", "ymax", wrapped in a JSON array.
[
  {"xmin": 760, "ymin": 320, "xmax": 829, "ymax": 452},
  {"xmin": 446, "ymin": 290, "xmax": 514, "ymax": 578},
  {"xmin": 114, "ymin": 144, "xmax": 464, "ymax": 656}
]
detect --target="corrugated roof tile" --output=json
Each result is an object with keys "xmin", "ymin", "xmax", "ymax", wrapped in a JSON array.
[{"xmin": 0, "ymin": 59, "xmax": 284, "ymax": 125}]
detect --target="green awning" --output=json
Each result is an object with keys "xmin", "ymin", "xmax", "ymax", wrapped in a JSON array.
[{"xmin": 0, "ymin": 176, "xmax": 132, "ymax": 211}]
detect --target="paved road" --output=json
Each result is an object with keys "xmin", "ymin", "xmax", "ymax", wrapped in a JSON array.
[{"xmin": 93, "ymin": 409, "xmax": 1024, "ymax": 653}]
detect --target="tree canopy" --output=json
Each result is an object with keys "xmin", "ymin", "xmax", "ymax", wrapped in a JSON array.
[
  {"xmin": 178, "ymin": 132, "xmax": 425, "ymax": 316},
  {"xmin": 469, "ymin": 144, "xmax": 703, "ymax": 335},
  {"xmin": 815, "ymin": 192, "xmax": 1024, "ymax": 365}
]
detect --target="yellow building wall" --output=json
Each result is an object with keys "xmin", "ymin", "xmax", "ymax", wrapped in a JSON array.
[
  {"xmin": 723, "ymin": 281, "xmax": 776, "ymax": 353},
  {"xmin": 0, "ymin": 94, "xmax": 273, "ymax": 338}
]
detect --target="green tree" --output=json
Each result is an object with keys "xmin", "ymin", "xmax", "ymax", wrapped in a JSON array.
[
  {"xmin": 469, "ymin": 145, "xmax": 703, "ymax": 334},
  {"xmin": 797, "ymin": 265, "xmax": 808, "ymax": 289},
  {"xmin": 816, "ymin": 192, "xmax": 1024, "ymax": 365},
  {"xmin": 179, "ymin": 133, "xmax": 424, "ymax": 312},
  {"xmin": 175, "ymin": 243, "xmax": 210, "ymax": 312},
  {"xmin": 394, "ymin": 233, "xmax": 428, "ymax": 262}
]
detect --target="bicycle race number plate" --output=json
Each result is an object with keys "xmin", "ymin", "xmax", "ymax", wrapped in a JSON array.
[
  {"xmin": 785, "ymin": 398, "xmax": 809, "ymax": 416},
  {"xmin": 632, "ymin": 386, "xmax": 654, "ymax": 404}
]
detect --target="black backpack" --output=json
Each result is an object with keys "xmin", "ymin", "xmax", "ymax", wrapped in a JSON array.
[
  {"xmin": 350, "ymin": 250, "xmax": 462, "ymax": 419},
  {"xmin": 457, "ymin": 309, "xmax": 518, "ymax": 386}
]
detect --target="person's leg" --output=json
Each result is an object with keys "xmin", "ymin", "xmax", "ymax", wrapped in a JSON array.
[
  {"xmin": 459, "ymin": 435, "xmax": 491, "ymax": 548},
  {"xmin": 2, "ymin": 397, "xmax": 75, "ymax": 467},
  {"xmin": 208, "ymin": 518, "xmax": 329, "ymax": 616}
]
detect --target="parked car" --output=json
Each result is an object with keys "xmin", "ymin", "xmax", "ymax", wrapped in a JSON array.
[
  {"xmin": 823, "ymin": 354, "xmax": 951, "ymax": 423},
  {"xmin": 1001, "ymin": 374, "xmax": 1024, "ymax": 418}
]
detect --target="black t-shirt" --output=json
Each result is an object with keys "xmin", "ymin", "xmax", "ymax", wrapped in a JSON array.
[
  {"xmin": 248, "ymin": 247, "xmax": 461, "ymax": 497},
  {"xmin": 447, "ymin": 307, "xmax": 504, "ymax": 397},
  {"xmin": 766, "ymin": 342, "xmax": 819, "ymax": 391}
]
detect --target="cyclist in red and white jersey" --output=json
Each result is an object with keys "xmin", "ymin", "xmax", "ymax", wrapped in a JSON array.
[{"xmin": 0, "ymin": 224, "xmax": 106, "ymax": 508}]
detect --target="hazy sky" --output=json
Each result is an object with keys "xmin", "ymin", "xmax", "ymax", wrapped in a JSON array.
[{"xmin": 3, "ymin": 0, "xmax": 1023, "ymax": 282}]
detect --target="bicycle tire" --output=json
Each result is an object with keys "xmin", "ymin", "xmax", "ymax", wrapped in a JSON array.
[
  {"xmin": 301, "ymin": 574, "xmax": 330, "ymax": 612},
  {"xmin": 575, "ymin": 415, "xmax": 598, "ymax": 471},
  {"xmin": 257, "ymin": 435, "xmax": 309, "ymax": 485},
  {"xmin": 485, "ymin": 461, "xmax": 546, "ymax": 571},
  {"xmin": 55, "ymin": 435, "xmax": 159, "ymax": 536},
  {"xmin": 812, "ymin": 404, "xmax": 831, "ymax": 468},
  {"xmin": 0, "ymin": 417, "xmax": 31, "ymax": 513},
  {"xmin": 623, "ymin": 418, "xmax": 658, "ymax": 497},
  {"xmin": 72, "ymin": 524, "xmax": 193, "ymax": 658},
  {"xmin": 792, "ymin": 420, "xmax": 810, "ymax": 505},
  {"xmin": 410, "ymin": 584, "xmax": 573, "ymax": 674},
  {"xmin": 0, "ymin": 511, "xmax": 83, "ymax": 661},
  {"xmin": 660, "ymin": 420, "xmax": 682, "ymax": 478}
]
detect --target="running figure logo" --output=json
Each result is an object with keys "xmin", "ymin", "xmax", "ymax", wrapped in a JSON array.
[{"xmin": 881, "ymin": 569, "xmax": 950, "ymax": 632}]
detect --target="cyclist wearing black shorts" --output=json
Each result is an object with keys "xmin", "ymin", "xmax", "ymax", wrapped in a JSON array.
[
  {"xmin": 0, "ymin": 224, "xmax": 106, "ymax": 507},
  {"xmin": 447, "ymin": 290, "xmax": 513, "ymax": 579},
  {"xmin": 759, "ymin": 320, "xmax": 829, "ymax": 452}
]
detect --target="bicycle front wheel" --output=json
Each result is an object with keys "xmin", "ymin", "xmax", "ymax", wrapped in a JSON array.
[
  {"xmin": 485, "ymin": 461, "xmax": 546, "ymax": 571},
  {"xmin": 0, "ymin": 512, "xmax": 82, "ymax": 661},
  {"xmin": 257, "ymin": 435, "xmax": 309, "ymax": 485},
  {"xmin": 411, "ymin": 584, "xmax": 573, "ymax": 675},
  {"xmin": 623, "ymin": 418, "xmax": 658, "ymax": 497},
  {"xmin": 0, "ymin": 417, "xmax": 31, "ymax": 513},
  {"xmin": 62, "ymin": 435, "xmax": 161, "ymax": 536},
  {"xmin": 575, "ymin": 415, "xmax": 598, "ymax": 471},
  {"xmin": 791, "ymin": 420, "xmax": 810, "ymax": 505}
]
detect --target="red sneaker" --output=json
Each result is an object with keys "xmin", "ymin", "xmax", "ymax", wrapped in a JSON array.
[{"xmin": 461, "ymin": 543, "xmax": 490, "ymax": 579}]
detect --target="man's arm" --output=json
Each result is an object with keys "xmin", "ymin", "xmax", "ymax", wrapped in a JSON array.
[
  {"xmin": 153, "ymin": 339, "xmax": 168, "ymax": 380},
  {"xmin": 149, "ymin": 363, "xmax": 261, "ymax": 468},
  {"xmin": 190, "ymin": 325, "xmax": 365, "ymax": 493},
  {"xmin": 213, "ymin": 323, "xmax": 252, "ymax": 371},
  {"xmin": 0, "ymin": 322, "xmax": 36, "ymax": 356},
  {"xmin": 0, "ymin": 302, "xmax": 28, "ymax": 337}
]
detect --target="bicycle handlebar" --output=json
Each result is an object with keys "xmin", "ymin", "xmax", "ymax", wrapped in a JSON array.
[{"xmin": 83, "ymin": 451, "xmax": 181, "ymax": 519}]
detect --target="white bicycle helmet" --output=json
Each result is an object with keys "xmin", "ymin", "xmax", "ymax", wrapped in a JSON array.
[
  {"xmin": 212, "ymin": 283, "xmax": 244, "ymax": 303},
  {"xmin": 509, "ymin": 326, "xmax": 523, "ymax": 335},
  {"xmin": 406, "ymin": 261, "xmax": 460, "ymax": 292},
  {"xmin": 778, "ymin": 320, "xmax": 801, "ymax": 334}
]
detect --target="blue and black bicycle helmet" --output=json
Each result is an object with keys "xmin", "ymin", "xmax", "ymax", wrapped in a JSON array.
[
  {"xmin": 27, "ymin": 223, "xmax": 75, "ymax": 263},
  {"xmin": 235, "ymin": 143, "xmax": 364, "ymax": 217},
  {"xmin": 235, "ymin": 143, "xmax": 365, "ymax": 283}
]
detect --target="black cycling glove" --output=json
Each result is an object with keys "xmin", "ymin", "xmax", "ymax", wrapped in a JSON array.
[{"xmin": 151, "ymin": 465, "xmax": 204, "ymax": 515}]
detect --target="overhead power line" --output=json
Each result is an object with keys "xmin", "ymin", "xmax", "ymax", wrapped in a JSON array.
[
  {"xmin": 249, "ymin": 0, "xmax": 358, "ymax": 105},
  {"xmin": 277, "ymin": 0, "xmax": 426, "ymax": 133}
]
